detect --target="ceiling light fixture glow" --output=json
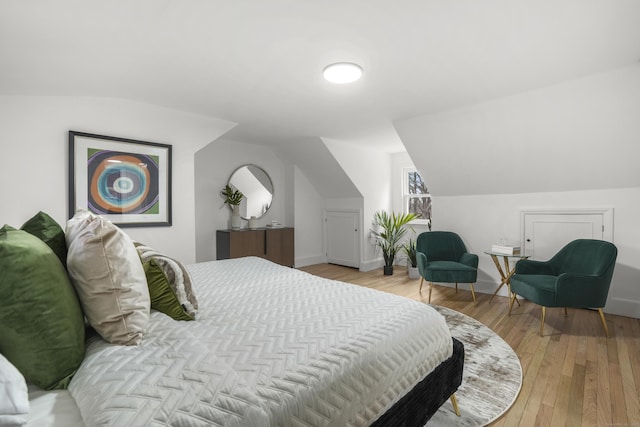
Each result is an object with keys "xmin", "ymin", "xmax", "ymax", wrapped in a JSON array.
[{"xmin": 323, "ymin": 62, "xmax": 363, "ymax": 84}]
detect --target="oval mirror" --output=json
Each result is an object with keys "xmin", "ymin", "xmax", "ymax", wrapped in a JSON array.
[{"xmin": 227, "ymin": 164, "xmax": 274, "ymax": 220}]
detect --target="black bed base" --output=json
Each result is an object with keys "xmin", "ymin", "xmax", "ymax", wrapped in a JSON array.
[{"xmin": 371, "ymin": 337, "xmax": 465, "ymax": 427}]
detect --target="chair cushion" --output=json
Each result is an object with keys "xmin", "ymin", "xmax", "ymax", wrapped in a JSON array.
[
  {"xmin": 510, "ymin": 274, "xmax": 558, "ymax": 307},
  {"xmin": 417, "ymin": 231, "xmax": 468, "ymax": 263},
  {"xmin": 557, "ymin": 240, "xmax": 617, "ymax": 276},
  {"xmin": 424, "ymin": 261, "xmax": 477, "ymax": 284}
]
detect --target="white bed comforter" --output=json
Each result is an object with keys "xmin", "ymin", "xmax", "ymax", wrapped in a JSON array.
[{"xmin": 68, "ymin": 257, "xmax": 452, "ymax": 427}]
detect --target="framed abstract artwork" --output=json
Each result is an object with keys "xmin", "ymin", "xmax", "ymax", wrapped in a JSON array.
[{"xmin": 68, "ymin": 131, "xmax": 172, "ymax": 227}]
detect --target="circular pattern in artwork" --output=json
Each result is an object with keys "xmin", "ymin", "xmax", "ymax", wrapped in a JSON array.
[{"xmin": 87, "ymin": 151, "xmax": 159, "ymax": 214}]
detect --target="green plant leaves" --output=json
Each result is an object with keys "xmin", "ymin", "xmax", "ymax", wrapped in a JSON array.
[
  {"xmin": 371, "ymin": 211, "xmax": 418, "ymax": 267},
  {"xmin": 221, "ymin": 184, "xmax": 243, "ymax": 205}
]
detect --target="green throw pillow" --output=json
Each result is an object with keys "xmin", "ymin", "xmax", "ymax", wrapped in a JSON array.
[
  {"xmin": 0, "ymin": 225, "xmax": 85, "ymax": 390},
  {"xmin": 143, "ymin": 258, "xmax": 194, "ymax": 321},
  {"xmin": 21, "ymin": 211, "xmax": 68, "ymax": 267}
]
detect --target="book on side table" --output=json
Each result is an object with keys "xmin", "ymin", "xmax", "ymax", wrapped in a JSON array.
[{"xmin": 490, "ymin": 244, "xmax": 521, "ymax": 255}]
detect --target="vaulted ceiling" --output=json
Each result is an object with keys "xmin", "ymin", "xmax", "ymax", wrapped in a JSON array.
[{"xmin": 2, "ymin": 0, "xmax": 640, "ymax": 152}]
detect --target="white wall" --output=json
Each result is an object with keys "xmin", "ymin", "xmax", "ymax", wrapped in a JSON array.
[
  {"xmin": 194, "ymin": 136, "xmax": 370, "ymax": 268},
  {"xmin": 433, "ymin": 188, "xmax": 640, "ymax": 318},
  {"xmin": 271, "ymin": 137, "xmax": 364, "ymax": 268},
  {"xmin": 395, "ymin": 65, "xmax": 640, "ymax": 318},
  {"xmin": 323, "ymin": 138, "xmax": 392, "ymax": 270},
  {"xmin": 391, "ymin": 152, "xmax": 412, "ymax": 213},
  {"xmin": 194, "ymin": 138, "xmax": 287, "ymax": 262},
  {"xmin": 293, "ymin": 165, "xmax": 324, "ymax": 267},
  {"xmin": 0, "ymin": 95, "xmax": 235, "ymax": 264}
]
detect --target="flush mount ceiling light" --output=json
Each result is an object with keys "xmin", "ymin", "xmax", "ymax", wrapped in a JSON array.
[{"xmin": 323, "ymin": 62, "xmax": 363, "ymax": 84}]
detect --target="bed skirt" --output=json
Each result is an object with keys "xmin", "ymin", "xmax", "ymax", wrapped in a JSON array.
[{"xmin": 371, "ymin": 337, "xmax": 465, "ymax": 427}]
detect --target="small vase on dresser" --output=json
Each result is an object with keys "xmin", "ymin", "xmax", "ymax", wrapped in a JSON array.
[
  {"xmin": 222, "ymin": 184, "xmax": 244, "ymax": 230},
  {"xmin": 248, "ymin": 216, "xmax": 258, "ymax": 230}
]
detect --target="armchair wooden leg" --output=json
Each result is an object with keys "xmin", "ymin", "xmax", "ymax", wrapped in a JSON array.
[
  {"xmin": 419, "ymin": 277, "xmax": 424, "ymax": 293},
  {"xmin": 564, "ymin": 307, "xmax": 568, "ymax": 316},
  {"xmin": 450, "ymin": 394, "xmax": 461, "ymax": 416},
  {"xmin": 540, "ymin": 306, "xmax": 546, "ymax": 336},
  {"xmin": 469, "ymin": 283, "xmax": 476, "ymax": 303},
  {"xmin": 428, "ymin": 282, "xmax": 433, "ymax": 304},
  {"xmin": 598, "ymin": 308, "xmax": 610, "ymax": 338},
  {"xmin": 455, "ymin": 282, "xmax": 458, "ymax": 293}
]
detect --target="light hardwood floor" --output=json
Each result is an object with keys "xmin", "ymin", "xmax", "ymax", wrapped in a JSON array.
[{"xmin": 299, "ymin": 263, "xmax": 640, "ymax": 427}]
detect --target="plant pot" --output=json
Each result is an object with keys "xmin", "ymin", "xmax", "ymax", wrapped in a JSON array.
[
  {"xmin": 408, "ymin": 266, "xmax": 420, "ymax": 279},
  {"xmin": 231, "ymin": 205, "xmax": 241, "ymax": 230},
  {"xmin": 383, "ymin": 265, "xmax": 394, "ymax": 276}
]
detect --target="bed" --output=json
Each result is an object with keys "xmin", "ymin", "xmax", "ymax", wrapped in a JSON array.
[
  {"xmin": 21, "ymin": 257, "xmax": 463, "ymax": 426},
  {"xmin": 1, "ymin": 212, "xmax": 464, "ymax": 427}
]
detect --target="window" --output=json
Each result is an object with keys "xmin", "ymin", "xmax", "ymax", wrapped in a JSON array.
[{"xmin": 403, "ymin": 168, "xmax": 431, "ymax": 227}]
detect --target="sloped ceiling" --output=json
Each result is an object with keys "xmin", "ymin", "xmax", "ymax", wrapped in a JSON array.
[
  {"xmin": 2, "ymin": 1, "xmax": 640, "ymax": 154},
  {"xmin": 396, "ymin": 65, "xmax": 640, "ymax": 196},
  {"xmin": 271, "ymin": 138, "xmax": 361, "ymax": 198}
]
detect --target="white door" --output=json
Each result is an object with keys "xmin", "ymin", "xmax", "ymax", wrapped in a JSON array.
[
  {"xmin": 324, "ymin": 210, "xmax": 360, "ymax": 268},
  {"xmin": 521, "ymin": 209, "xmax": 612, "ymax": 261}
]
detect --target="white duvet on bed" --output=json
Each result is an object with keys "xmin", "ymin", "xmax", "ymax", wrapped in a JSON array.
[
  {"xmin": 27, "ymin": 386, "xmax": 84, "ymax": 427},
  {"xmin": 64, "ymin": 257, "xmax": 452, "ymax": 427}
]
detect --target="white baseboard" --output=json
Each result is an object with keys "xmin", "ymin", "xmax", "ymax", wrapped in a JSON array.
[
  {"xmin": 295, "ymin": 255, "xmax": 326, "ymax": 268},
  {"xmin": 296, "ymin": 255, "xmax": 383, "ymax": 272},
  {"xmin": 474, "ymin": 284, "xmax": 639, "ymax": 319},
  {"xmin": 474, "ymin": 279, "xmax": 508, "ymax": 297},
  {"xmin": 605, "ymin": 297, "xmax": 640, "ymax": 319},
  {"xmin": 359, "ymin": 258, "xmax": 384, "ymax": 272}
]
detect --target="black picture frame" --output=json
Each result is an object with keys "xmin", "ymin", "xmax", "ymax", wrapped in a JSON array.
[{"xmin": 68, "ymin": 131, "xmax": 172, "ymax": 227}]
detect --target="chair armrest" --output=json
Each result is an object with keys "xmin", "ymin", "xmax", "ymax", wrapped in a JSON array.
[
  {"xmin": 514, "ymin": 259, "xmax": 554, "ymax": 275},
  {"xmin": 459, "ymin": 253, "xmax": 478, "ymax": 268},
  {"xmin": 556, "ymin": 273, "xmax": 610, "ymax": 308},
  {"xmin": 417, "ymin": 251, "xmax": 428, "ymax": 277}
]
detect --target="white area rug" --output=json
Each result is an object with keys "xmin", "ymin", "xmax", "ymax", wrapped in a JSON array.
[{"xmin": 428, "ymin": 306, "xmax": 522, "ymax": 426}]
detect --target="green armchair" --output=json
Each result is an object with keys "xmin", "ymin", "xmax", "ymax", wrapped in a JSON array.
[
  {"xmin": 416, "ymin": 231, "xmax": 478, "ymax": 304},
  {"xmin": 510, "ymin": 239, "xmax": 617, "ymax": 336}
]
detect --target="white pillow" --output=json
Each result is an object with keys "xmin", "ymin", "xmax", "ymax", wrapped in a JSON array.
[
  {"xmin": 0, "ymin": 353, "xmax": 29, "ymax": 427},
  {"xmin": 65, "ymin": 210, "xmax": 150, "ymax": 345}
]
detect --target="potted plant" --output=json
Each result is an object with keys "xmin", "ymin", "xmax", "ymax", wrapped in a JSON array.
[
  {"xmin": 403, "ymin": 238, "xmax": 420, "ymax": 279},
  {"xmin": 371, "ymin": 210, "xmax": 417, "ymax": 275},
  {"xmin": 221, "ymin": 184, "xmax": 243, "ymax": 229}
]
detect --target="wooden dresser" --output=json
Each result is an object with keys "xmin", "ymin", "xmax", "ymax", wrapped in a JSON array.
[{"xmin": 216, "ymin": 227, "xmax": 294, "ymax": 267}]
